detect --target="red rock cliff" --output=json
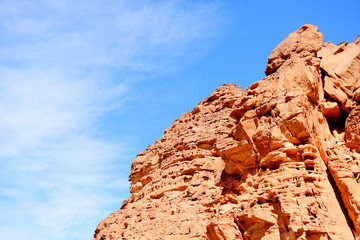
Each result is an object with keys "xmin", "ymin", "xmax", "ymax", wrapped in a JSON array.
[{"xmin": 94, "ymin": 24, "xmax": 360, "ymax": 240}]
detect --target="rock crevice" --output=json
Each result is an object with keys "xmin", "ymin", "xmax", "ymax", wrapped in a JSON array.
[
  {"xmin": 94, "ymin": 25, "xmax": 360, "ymax": 240},
  {"xmin": 326, "ymin": 167, "xmax": 355, "ymax": 237}
]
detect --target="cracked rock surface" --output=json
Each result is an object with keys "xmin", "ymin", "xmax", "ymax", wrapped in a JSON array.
[{"xmin": 93, "ymin": 24, "xmax": 360, "ymax": 240}]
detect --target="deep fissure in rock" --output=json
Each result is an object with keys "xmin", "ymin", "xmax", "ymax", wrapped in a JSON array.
[
  {"xmin": 320, "ymin": 68, "xmax": 330, "ymax": 89},
  {"xmin": 326, "ymin": 108, "xmax": 349, "ymax": 132},
  {"xmin": 326, "ymin": 168, "xmax": 356, "ymax": 237}
]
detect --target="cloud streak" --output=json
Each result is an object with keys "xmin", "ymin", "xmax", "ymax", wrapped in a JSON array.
[
  {"xmin": 0, "ymin": 0, "xmax": 221, "ymax": 72},
  {"xmin": 0, "ymin": 0, "xmax": 223, "ymax": 239}
]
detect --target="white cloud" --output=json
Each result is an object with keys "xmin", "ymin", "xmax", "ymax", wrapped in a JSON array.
[
  {"xmin": 0, "ymin": 68, "xmax": 126, "ymax": 156},
  {"xmin": 0, "ymin": 0, "xmax": 221, "ymax": 72},
  {"xmin": 0, "ymin": 0, "xmax": 223, "ymax": 239}
]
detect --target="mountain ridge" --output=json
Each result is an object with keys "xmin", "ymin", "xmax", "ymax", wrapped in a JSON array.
[{"xmin": 94, "ymin": 24, "xmax": 360, "ymax": 240}]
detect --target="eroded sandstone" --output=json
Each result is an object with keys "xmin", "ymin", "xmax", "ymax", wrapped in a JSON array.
[{"xmin": 94, "ymin": 25, "xmax": 360, "ymax": 240}]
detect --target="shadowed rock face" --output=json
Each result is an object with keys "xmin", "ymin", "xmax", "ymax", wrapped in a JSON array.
[{"xmin": 93, "ymin": 25, "xmax": 360, "ymax": 240}]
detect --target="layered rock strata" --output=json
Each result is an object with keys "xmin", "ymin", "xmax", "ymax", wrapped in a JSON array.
[{"xmin": 94, "ymin": 24, "xmax": 360, "ymax": 240}]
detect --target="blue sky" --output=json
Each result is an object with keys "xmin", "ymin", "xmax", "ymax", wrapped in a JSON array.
[{"xmin": 0, "ymin": 0, "xmax": 359, "ymax": 239}]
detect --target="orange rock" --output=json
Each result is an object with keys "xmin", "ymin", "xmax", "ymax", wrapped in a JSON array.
[
  {"xmin": 319, "ymin": 101, "xmax": 341, "ymax": 119},
  {"xmin": 265, "ymin": 24, "xmax": 323, "ymax": 76},
  {"xmin": 346, "ymin": 106, "xmax": 360, "ymax": 152},
  {"xmin": 321, "ymin": 35, "xmax": 360, "ymax": 112},
  {"xmin": 93, "ymin": 25, "xmax": 360, "ymax": 240}
]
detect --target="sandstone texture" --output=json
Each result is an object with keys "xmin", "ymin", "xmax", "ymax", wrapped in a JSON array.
[{"xmin": 94, "ymin": 25, "xmax": 360, "ymax": 240}]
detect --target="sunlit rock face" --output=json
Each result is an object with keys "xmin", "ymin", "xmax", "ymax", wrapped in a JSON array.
[{"xmin": 93, "ymin": 25, "xmax": 360, "ymax": 240}]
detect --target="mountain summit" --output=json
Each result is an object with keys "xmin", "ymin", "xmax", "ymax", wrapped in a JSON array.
[{"xmin": 94, "ymin": 24, "xmax": 360, "ymax": 240}]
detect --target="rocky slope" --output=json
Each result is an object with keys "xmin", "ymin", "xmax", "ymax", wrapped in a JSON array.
[{"xmin": 93, "ymin": 25, "xmax": 360, "ymax": 240}]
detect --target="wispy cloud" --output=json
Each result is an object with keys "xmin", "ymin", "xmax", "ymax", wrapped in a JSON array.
[
  {"xmin": 0, "ymin": 0, "xmax": 221, "ymax": 73},
  {"xmin": 0, "ymin": 0, "xmax": 223, "ymax": 239}
]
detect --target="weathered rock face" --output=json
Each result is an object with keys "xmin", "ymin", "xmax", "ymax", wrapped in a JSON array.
[{"xmin": 94, "ymin": 25, "xmax": 360, "ymax": 240}]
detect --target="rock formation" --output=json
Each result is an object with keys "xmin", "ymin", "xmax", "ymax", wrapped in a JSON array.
[{"xmin": 93, "ymin": 24, "xmax": 360, "ymax": 240}]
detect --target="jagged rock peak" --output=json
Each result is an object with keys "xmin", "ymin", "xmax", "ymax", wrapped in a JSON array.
[
  {"xmin": 265, "ymin": 24, "xmax": 323, "ymax": 75},
  {"xmin": 94, "ymin": 25, "xmax": 360, "ymax": 240}
]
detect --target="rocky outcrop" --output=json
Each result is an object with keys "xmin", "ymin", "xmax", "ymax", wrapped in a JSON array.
[{"xmin": 94, "ymin": 25, "xmax": 360, "ymax": 240}]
